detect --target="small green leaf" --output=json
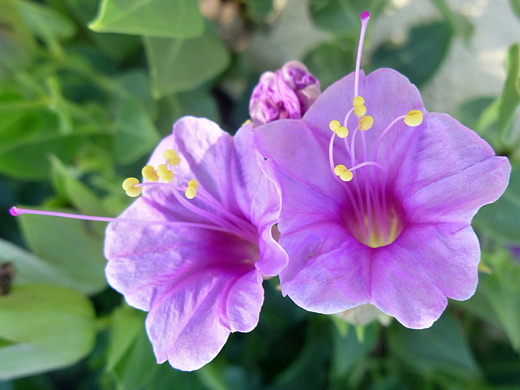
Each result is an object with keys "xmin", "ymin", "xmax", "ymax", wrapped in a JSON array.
[
  {"xmin": 473, "ymin": 164, "xmax": 520, "ymax": 246},
  {"xmin": 0, "ymin": 124, "xmax": 94, "ymax": 181},
  {"xmin": 0, "ymin": 0, "xmax": 36, "ymax": 80},
  {"xmin": 145, "ymin": 27, "xmax": 230, "ymax": 98},
  {"xmin": 497, "ymin": 44, "xmax": 520, "ymax": 141},
  {"xmin": 511, "ymin": 0, "xmax": 520, "ymax": 21},
  {"xmin": 15, "ymin": 0, "xmax": 76, "ymax": 40},
  {"xmin": 50, "ymin": 156, "xmax": 108, "ymax": 217},
  {"xmin": 0, "ymin": 285, "xmax": 96, "ymax": 380},
  {"xmin": 387, "ymin": 311, "xmax": 481, "ymax": 378},
  {"xmin": 89, "ymin": 0, "xmax": 204, "ymax": 39},
  {"xmin": 330, "ymin": 321, "xmax": 378, "ymax": 379},
  {"xmin": 479, "ymin": 250, "xmax": 520, "ymax": 351},
  {"xmin": 106, "ymin": 305, "xmax": 145, "ymax": 372},
  {"xmin": 17, "ymin": 210, "xmax": 107, "ymax": 295},
  {"xmin": 113, "ymin": 98, "xmax": 160, "ymax": 164},
  {"xmin": 370, "ymin": 21, "xmax": 452, "ymax": 87}
]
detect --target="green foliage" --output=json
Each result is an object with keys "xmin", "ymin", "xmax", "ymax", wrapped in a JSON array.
[
  {"xmin": 370, "ymin": 21, "xmax": 452, "ymax": 87},
  {"xmin": 0, "ymin": 285, "xmax": 96, "ymax": 380},
  {"xmin": 144, "ymin": 26, "xmax": 230, "ymax": 98},
  {"xmin": 89, "ymin": 0, "xmax": 204, "ymax": 38},
  {"xmin": 497, "ymin": 44, "xmax": 520, "ymax": 142}
]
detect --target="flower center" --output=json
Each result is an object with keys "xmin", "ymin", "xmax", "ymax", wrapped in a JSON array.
[
  {"xmin": 327, "ymin": 11, "xmax": 421, "ymax": 248},
  {"xmin": 341, "ymin": 188, "xmax": 405, "ymax": 248}
]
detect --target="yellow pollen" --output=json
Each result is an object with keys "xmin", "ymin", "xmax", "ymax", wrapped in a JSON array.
[
  {"xmin": 122, "ymin": 177, "xmax": 142, "ymax": 197},
  {"xmin": 353, "ymin": 96, "xmax": 364, "ymax": 107},
  {"xmin": 163, "ymin": 149, "xmax": 180, "ymax": 166},
  {"xmin": 329, "ymin": 120, "xmax": 341, "ymax": 132},
  {"xmin": 404, "ymin": 110, "xmax": 423, "ymax": 127},
  {"xmin": 242, "ymin": 119, "xmax": 251, "ymax": 126},
  {"xmin": 334, "ymin": 164, "xmax": 347, "ymax": 175},
  {"xmin": 157, "ymin": 164, "xmax": 173, "ymax": 183},
  {"xmin": 354, "ymin": 105, "xmax": 367, "ymax": 117},
  {"xmin": 188, "ymin": 179, "xmax": 198, "ymax": 189},
  {"xmin": 340, "ymin": 171, "xmax": 353, "ymax": 182},
  {"xmin": 359, "ymin": 115, "xmax": 374, "ymax": 131},
  {"xmin": 334, "ymin": 165, "xmax": 353, "ymax": 182},
  {"xmin": 336, "ymin": 126, "xmax": 349, "ymax": 138},
  {"xmin": 142, "ymin": 165, "xmax": 159, "ymax": 182}
]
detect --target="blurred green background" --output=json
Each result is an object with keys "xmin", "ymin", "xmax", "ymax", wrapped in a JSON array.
[{"xmin": 0, "ymin": 0, "xmax": 519, "ymax": 389}]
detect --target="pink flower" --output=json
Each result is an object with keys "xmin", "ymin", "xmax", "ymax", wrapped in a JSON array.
[{"xmin": 253, "ymin": 12, "xmax": 511, "ymax": 328}]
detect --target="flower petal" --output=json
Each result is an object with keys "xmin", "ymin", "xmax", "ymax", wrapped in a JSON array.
[
  {"xmin": 396, "ymin": 113, "xmax": 511, "ymax": 223},
  {"xmin": 279, "ymin": 221, "xmax": 370, "ymax": 314},
  {"xmin": 145, "ymin": 267, "xmax": 263, "ymax": 371}
]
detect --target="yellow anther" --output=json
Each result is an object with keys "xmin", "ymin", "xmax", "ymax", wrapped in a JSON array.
[
  {"xmin": 157, "ymin": 164, "xmax": 173, "ymax": 183},
  {"xmin": 163, "ymin": 149, "xmax": 180, "ymax": 166},
  {"xmin": 359, "ymin": 115, "xmax": 374, "ymax": 131},
  {"xmin": 336, "ymin": 126, "xmax": 349, "ymax": 138},
  {"xmin": 354, "ymin": 105, "xmax": 367, "ymax": 117},
  {"xmin": 334, "ymin": 164, "xmax": 347, "ymax": 176},
  {"xmin": 334, "ymin": 165, "xmax": 353, "ymax": 182},
  {"xmin": 122, "ymin": 177, "xmax": 142, "ymax": 197},
  {"xmin": 142, "ymin": 165, "xmax": 159, "ymax": 182},
  {"xmin": 185, "ymin": 179, "xmax": 199, "ymax": 199},
  {"xmin": 242, "ymin": 119, "xmax": 251, "ymax": 126},
  {"xmin": 404, "ymin": 110, "xmax": 423, "ymax": 127},
  {"xmin": 188, "ymin": 179, "xmax": 198, "ymax": 190},
  {"xmin": 329, "ymin": 120, "xmax": 341, "ymax": 132},
  {"xmin": 339, "ymin": 171, "xmax": 353, "ymax": 182},
  {"xmin": 353, "ymin": 96, "xmax": 365, "ymax": 107}
]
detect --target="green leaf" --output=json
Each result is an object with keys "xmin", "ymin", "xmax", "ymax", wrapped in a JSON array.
[
  {"xmin": 106, "ymin": 305, "xmax": 145, "ymax": 372},
  {"xmin": 17, "ymin": 210, "xmax": 107, "ymax": 295},
  {"xmin": 330, "ymin": 321, "xmax": 379, "ymax": 379},
  {"xmin": 145, "ymin": 27, "xmax": 230, "ymax": 98},
  {"xmin": 479, "ymin": 250, "xmax": 520, "ymax": 351},
  {"xmin": 473, "ymin": 164, "xmax": 520, "ymax": 246},
  {"xmin": 0, "ymin": 118, "xmax": 94, "ymax": 180},
  {"xmin": 387, "ymin": 311, "xmax": 481, "ymax": 378},
  {"xmin": 50, "ymin": 155, "xmax": 108, "ymax": 217},
  {"xmin": 113, "ymin": 98, "xmax": 160, "ymax": 164},
  {"xmin": 511, "ymin": 0, "xmax": 520, "ymax": 21},
  {"xmin": 309, "ymin": 0, "xmax": 387, "ymax": 36},
  {"xmin": 109, "ymin": 317, "xmax": 159, "ymax": 389},
  {"xmin": 370, "ymin": 21, "xmax": 452, "ymax": 87},
  {"xmin": 15, "ymin": 0, "xmax": 76, "ymax": 40},
  {"xmin": 0, "ymin": 285, "xmax": 96, "ymax": 380},
  {"xmin": 497, "ymin": 44, "xmax": 520, "ymax": 141},
  {"xmin": 0, "ymin": 238, "xmax": 79, "ymax": 288},
  {"xmin": 0, "ymin": 0, "xmax": 36, "ymax": 80},
  {"xmin": 303, "ymin": 41, "xmax": 355, "ymax": 89},
  {"xmin": 89, "ymin": 0, "xmax": 204, "ymax": 39},
  {"xmin": 430, "ymin": 0, "xmax": 474, "ymax": 42}
]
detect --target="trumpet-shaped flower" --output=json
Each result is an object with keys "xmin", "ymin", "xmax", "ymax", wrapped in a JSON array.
[
  {"xmin": 253, "ymin": 12, "xmax": 511, "ymax": 328},
  {"xmin": 249, "ymin": 61, "xmax": 320, "ymax": 125},
  {"xmin": 11, "ymin": 117, "xmax": 287, "ymax": 371}
]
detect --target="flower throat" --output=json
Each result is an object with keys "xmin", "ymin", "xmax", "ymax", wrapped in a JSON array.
[{"xmin": 327, "ymin": 11, "xmax": 423, "ymax": 248}]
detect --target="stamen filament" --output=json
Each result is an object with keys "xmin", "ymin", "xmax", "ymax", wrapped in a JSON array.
[
  {"xmin": 373, "ymin": 115, "xmax": 406, "ymax": 161},
  {"xmin": 9, "ymin": 207, "xmax": 239, "ymax": 235},
  {"xmin": 349, "ymin": 161, "xmax": 385, "ymax": 172}
]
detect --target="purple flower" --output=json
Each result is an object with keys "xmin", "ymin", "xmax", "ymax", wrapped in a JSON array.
[
  {"xmin": 249, "ymin": 61, "xmax": 320, "ymax": 125},
  {"xmin": 253, "ymin": 12, "xmax": 511, "ymax": 329},
  {"xmin": 104, "ymin": 117, "xmax": 287, "ymax": 370}
]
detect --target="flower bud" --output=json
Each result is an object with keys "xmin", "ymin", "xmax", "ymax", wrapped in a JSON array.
[{"xmin": 249, "ymin": 61, "xmax": 320, "ymax": 125}]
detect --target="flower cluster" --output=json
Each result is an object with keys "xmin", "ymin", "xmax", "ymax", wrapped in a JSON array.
[{"xmin": 10, "ymin": 11, "xmax": 510, "ymax": 371}]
